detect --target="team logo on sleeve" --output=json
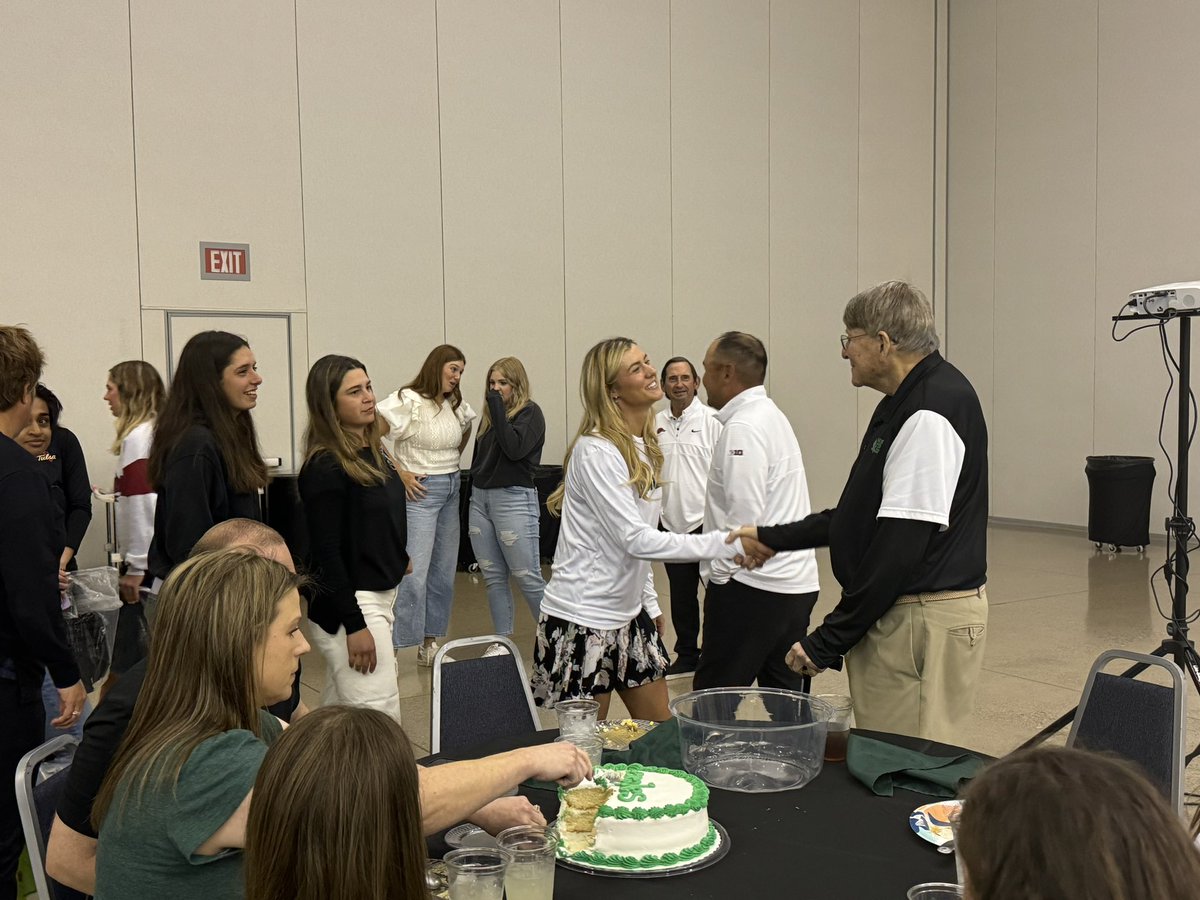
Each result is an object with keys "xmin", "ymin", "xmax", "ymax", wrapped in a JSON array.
[
  {"xmin": 871, "ymin": 438, "xmax": 885, "ymax": 454},
  {"xmin": 729, "ymin": 448, "xmax": 743, "ymax": 456}
]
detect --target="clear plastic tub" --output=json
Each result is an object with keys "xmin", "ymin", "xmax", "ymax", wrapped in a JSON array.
[{"xmin": 669, "ymin": 688, "xmax": 833, "ymax": 793}]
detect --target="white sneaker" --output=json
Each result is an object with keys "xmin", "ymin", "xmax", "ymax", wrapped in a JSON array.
[
  {"xmin": 481, "ymin": 642, "xmax": 510, "ymax": 658},
  {"xmin": 417, "ymin": 640, "xmax": 439, "ymax": 667}
]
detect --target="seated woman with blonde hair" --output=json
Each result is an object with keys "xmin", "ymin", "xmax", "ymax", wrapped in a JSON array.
[
  {"xmin": 91, "ymin": 548, "xmax": 308, "ymax": 899},
  {"xmin": 244, "ymin": 705, "xmax": 430, "ymax": 900},
  {"xmin": 956, "ymin": 745, "xmax": 1200, "ymax": 900}
]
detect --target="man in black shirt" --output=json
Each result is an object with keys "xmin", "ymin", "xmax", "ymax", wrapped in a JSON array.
[
  {"xmin": 0, "ymin": 326, "xmax": 86, "ymax": 900},
  {"xmin": 734, "ymin": 282, "xmax": 988, "ymax": 742}
]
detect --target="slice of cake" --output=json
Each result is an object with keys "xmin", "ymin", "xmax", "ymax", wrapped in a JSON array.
[{"xmin": 560, "ymin": 776, "xmax": 613, "ymax": 853}]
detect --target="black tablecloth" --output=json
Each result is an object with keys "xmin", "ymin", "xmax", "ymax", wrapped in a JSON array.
[{"xmin": 423, "ymin": 728, "xmax": 962, "ymax": 900}]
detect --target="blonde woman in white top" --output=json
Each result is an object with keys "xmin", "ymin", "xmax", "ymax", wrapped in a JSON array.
[
  {"xmin": 378, "ymin": 345, "xmax": 476, "ymax": 664},
  {"xmin": 102, "ymin": 360, "xmax": 165, "ymax": 691},
  {"xmin": 533, "ymin": 337, "xmax": 747, "ymax": 721}
]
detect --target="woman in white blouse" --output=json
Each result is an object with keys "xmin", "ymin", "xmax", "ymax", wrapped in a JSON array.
[
  {"xmin": 379, "ymin": 345, "xmax": 475, "ymax": 665},
  {"xmin": 533, "ymin": 337, "xmax": 746, "ymax": 721}
]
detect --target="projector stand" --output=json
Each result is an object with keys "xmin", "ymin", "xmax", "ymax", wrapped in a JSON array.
[{"xmin": 1019, "ymin": 311, "xmax": 1200, "ymax": 761}]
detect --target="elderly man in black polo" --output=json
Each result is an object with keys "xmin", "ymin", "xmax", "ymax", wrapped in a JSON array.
[{"xmin": 731, "ymin": 281, "xmax": 988, "ymax": 742}]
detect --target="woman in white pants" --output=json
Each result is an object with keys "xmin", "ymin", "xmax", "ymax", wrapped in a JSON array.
[{"xmin": 299, "ymin": 355, "xmax": 409, "ymax": 723}]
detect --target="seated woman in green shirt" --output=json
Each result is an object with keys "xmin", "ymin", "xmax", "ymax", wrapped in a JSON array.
[{"xmin": 91, "ymin": 548, "xmax": 308, "ymax": 900}]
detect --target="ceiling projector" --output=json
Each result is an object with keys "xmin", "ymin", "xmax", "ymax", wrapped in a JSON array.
[{"xmin": 1129, "ymin": 282, "xmax": 1200, "ymax": 315}]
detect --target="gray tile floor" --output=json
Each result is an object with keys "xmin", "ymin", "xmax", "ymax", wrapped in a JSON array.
[{"xmin": 297, "ymin": 523, "xmax": 1200, "ymax": 805}]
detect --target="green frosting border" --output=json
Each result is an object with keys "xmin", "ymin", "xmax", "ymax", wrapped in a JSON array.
[{"xmin": 562, "ymin": 822, "xmax": 718, "ymax": 871}]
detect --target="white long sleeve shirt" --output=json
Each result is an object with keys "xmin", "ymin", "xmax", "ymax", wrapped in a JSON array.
[
  {"xmin": 655, "ymin": 396, "xmax": 722, "ymax": 534},
  {"xmin": 703, "ymin": 386, "xmax": 820, "ymax": 594},
  {"xmin": 115, "ymin": 421, "xmax": 157, "ymax": 575},
  {"xmin": 542, "ymin": 434, "xmax": 743, "ymax": 630}
]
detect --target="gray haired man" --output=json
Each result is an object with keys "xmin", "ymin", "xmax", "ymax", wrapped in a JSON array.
[{"xmin": 733, "ymin": 282, "xmax": 988, "ymax": 742}]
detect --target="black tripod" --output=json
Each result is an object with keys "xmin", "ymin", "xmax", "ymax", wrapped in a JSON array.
[{"xmin": 1019, "ymin": 310, "xmax": 1200, "ymax": 759}]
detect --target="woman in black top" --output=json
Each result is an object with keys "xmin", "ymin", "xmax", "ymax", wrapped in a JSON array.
[
  {"xmin": 146, "ymin": 331, "xmax": 267, "ymax": 585},
  {"xmin": 299, "ymin": 355, "xmax": 408, "ymax": 722},
  {"xmin": 16, "ymin": 384, "xmax": 92, "ymax": 580},
  {"xmin": 468, "ymin": 357, "xmax": 546, "ymax": 641},
  {"xmin": 16, "ymin": 384, "xmax": 94, "ymax": 734}
]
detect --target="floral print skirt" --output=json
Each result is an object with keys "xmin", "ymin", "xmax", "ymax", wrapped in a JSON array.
[{"xmin": 531, "ymin": 609, "xmax": 670, "ymax": 708}]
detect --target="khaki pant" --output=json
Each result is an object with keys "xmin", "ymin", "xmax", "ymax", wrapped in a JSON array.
[{"xmin": 844, "ymin": 586, "xmax": 987, "ymax": 744}]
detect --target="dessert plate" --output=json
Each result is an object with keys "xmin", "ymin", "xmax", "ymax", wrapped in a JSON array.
[
  {"xmin": 596, "ymin": 718, "xmax": 657, "ymax": 750},
  {"xmin": 909, "ymin": 799, "xmax": 962, "ymax": 847}
]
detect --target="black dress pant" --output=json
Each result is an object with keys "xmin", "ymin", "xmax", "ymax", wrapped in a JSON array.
[
  {"xmin": 0, "ymin": 676, "xmax": 46, "ymax": 900},
  {"xmin": 694, "ymin": 578, "xmax": 818, "ymax": 693},
  {"xmin": 663, "ymin": 526, "xmax": 703, "ymax": 662}
]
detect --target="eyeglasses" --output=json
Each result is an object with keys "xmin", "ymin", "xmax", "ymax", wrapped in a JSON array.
[{"xmin": 839, "ymin": 332, "xmax": 874, "ymax": 350}]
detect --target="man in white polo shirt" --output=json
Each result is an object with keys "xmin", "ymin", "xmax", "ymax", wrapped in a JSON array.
[
  {"xmin": 695, "ymin": 332, "xmax": 820, "ymax": 690},
  {"xmin": 655, "ymin": 356, "xmax": 722, "ymax": 678}
]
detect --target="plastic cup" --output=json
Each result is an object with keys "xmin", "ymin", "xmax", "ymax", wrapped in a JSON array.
[
  {"xmin": 555, "ymin": 698, "xmax": 600, "ymax": 738},
  {"xmin": 497, "ymin": 825, "xmax": 556, "ymax": 900},
  {"xmin": 555, "ymin": 734, "xmax": 603, "ymax": 767},
  {"xmin": 444, "ymin": 847, "xmax": 511, "ymax": 900},
  {"xmin": 907, "ymin": 883, "xmax": 963, "ymax": 900},
  {"xmin": 817, "ymin": 694, "xmax": 853, "ymax": 762}
]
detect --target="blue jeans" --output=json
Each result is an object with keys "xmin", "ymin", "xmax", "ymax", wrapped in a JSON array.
[
  {"xmin": 40, "ymin": 670, "xmax": 90, "ymax": 740},
  {"xmin": 468, "ymin": 485, "xmax": 545, "ymax": 634},
  {"xmin": 393, "ymin": 472, "xmax": 460, "ymax": 648}
]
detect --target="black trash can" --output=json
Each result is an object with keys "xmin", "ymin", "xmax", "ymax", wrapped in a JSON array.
[{"xmin": 1085, "ymin": 456, "xmax": 1155, "ymax": 549}]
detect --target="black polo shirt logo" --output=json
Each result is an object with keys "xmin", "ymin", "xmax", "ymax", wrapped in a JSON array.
[{"xmin": 870, "ymin": 438, "xmax": 884, "ymax": 454}]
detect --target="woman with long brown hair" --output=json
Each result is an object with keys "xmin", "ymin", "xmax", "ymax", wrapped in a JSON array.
[
  {"xmin": 244, "ymin": 705, "xmax": 430, "ymax": 900},
  {"xmin": 469, "ymin": 356, "xmax": 546, "ymax": 642},
  {"xmin": 957, "ymin": 745, "xmax": 1200, "ymax": 900},
  {"xmin": 299, "ymin": 354, "xmax": 408, "ymax": 722},
  {"xmin": 379, "ymin": 344, "xmax": 475, "ymax": 665},
  {"xmin": 532, "ymin": 338, "xmax": 746, "ymax": 721},
  {"xmin": 146, "ymin": 330, "xmax": 267, "ymax": 585},
  {"xmin": 92, "ymin": 548, "xmax": 308, "ymax": 899},
  {"xmin": 102, "ymin": 360, "xmax": 166, "ymax": 688}
]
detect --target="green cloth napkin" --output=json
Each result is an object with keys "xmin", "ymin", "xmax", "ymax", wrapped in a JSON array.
[
  {"xmin": 846, "ymin": 732, "xmax": 984, "ymax": 798},
  {"xmin": 601, "ymin": 717, "xmax": 682, "ymax": 769}
]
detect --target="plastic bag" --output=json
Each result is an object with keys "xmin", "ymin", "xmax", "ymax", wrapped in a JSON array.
[
  {"xmin": 65, "ymin": 566, "xmax": 121, "ymax": 690},
  {"xmin": 64, "ymin": 610, "xmax": 111, "ymax": 692},
  {"xmin": 67, "ymin": 566, "xmax": 122, "ymax": 614}
]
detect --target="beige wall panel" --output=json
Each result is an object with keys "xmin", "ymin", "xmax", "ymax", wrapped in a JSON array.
[
  {"xmin": 1093, "ymin": 0, "xmax": 1200, "ymax": 531},
  {"xmin": 857, "ymin": 0, "xmax": 936, "ymax": 432},
  {"xmin": 297, "ymin": 0, "xmax": 444, "ymax": 395},
  {"xmin": 858, "ymin": 0, "xmax": 935, "ymax": 291},
  {"xmin": 436, "ymin": 0, "xmax": 567, "ymax": 462},
  {"xmin": 992, "ymin": 0, "xmax": 1097, "ymax": 524},
  {"xmin": 0, "ymin": 3, "xmax": 141, "ymax": 567},
  {"xmin": 945, "ymin": 0, "xmax": 997, "ymax": 427},
  {"xmin": 130, "ymin": 0, "xmax": 306, "ymax": 311},
  {"xmin": 768, "ymin": 0, "xmax": 861, "ymax": 510},
  {"xmin": 561, "ymin": 0, "xmax": 672, "ymax": 445},
  {"xmin": 671, "ymin": 0, "xmax": 770, "ymax": 364}
]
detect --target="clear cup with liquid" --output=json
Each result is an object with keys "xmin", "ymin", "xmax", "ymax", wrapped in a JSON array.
[
  {"xmin": 444, "ymin": 847, "xmax": 511, "ymax": 900},
  {"xmin": 497, "ymin": 825, "xmax": 556, "ymax": 900},
  {"xmin": 555, "ymin": 697, "xmax": 600, "ymax": 738}
]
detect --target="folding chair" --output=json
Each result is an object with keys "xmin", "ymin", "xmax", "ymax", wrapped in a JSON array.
[
  {"xmin": 14, "ymin": 734, "xmax": 89, "ymax": 900},
  {"xmin": 430, "ymin": 635, "xmax": 540, "ymax": 755},
  {"xmin": 1066, "ymin": 649, "xmax": 1186, "ymax": 815}
]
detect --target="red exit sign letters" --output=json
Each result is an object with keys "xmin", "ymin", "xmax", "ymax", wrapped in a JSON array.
[{"xmin": 200, "ymin": 242, "xmax": 251, "ymax": 281}]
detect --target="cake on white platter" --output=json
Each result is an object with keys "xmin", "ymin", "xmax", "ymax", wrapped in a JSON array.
[{"xmin": 558, "ymin": 763, "xmax": 720, "ymax": 872}]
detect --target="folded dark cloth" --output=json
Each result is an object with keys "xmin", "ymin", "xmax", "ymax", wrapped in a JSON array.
[{"xmin": 847, "ymin": 732, "xmax": 984, "ymax": 797}]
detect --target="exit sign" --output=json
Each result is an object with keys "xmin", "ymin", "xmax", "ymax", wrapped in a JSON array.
[{"xmin": 200, "ymin": 242, "xmax": 251, "ymax": 281}]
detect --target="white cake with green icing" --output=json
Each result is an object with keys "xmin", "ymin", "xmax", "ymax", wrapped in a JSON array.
[{"xmin": 558, "ymin": 763, "xmax": 720, "ymax": 871}]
